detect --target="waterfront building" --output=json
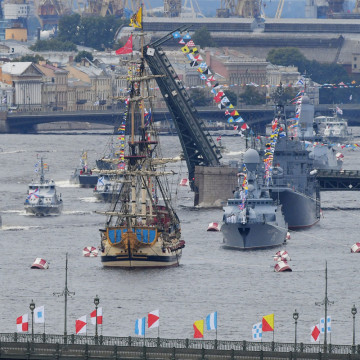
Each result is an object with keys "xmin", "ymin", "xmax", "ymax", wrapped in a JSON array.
[
  {"xmin": 65, "ymin": 58, "xmax": 112, "ymax": 111},
  {"xmin": 0, "ymin": 61, "xmax": 43, "ymax": 111},
  {"xmin": 35, "ymin": 62, "xmax": 69, "ymax": 111}
]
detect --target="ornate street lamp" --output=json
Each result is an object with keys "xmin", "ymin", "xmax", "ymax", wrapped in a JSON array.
[
  {"xmin": 352, "ymin": 304, "xmax": 357, "ymax": 354},
  {"xmin": 29, "ymin": 300, "xmax": 35, "ymax": 343},
  {"xmin": 94, "ymin": 295, "xmax": 100, "ymax": 344},
  {"xmin": 293, "ymin": 310, "xmax": 299, "ymax": 353}
]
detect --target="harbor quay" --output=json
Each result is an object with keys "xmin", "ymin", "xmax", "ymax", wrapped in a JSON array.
[{"xmin": 1, "ymin": 334, "xmax": 360, "ymax": 360}]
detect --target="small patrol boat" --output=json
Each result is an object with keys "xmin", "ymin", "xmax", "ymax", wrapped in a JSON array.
[
  {"xmin": 24, "ymin": 158, "xmax": 63, "ymax": 216},
  {"xmin": 70, "ymin": 151, "xmax": 98, "ymax": 187},
  {"xmin": 93, "ymin": 175, "xmax": 122, "ymax": 202}
]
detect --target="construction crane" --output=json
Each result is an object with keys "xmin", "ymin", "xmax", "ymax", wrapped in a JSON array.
[
  {"xmin": 81, "ymin": 0, "xmax": 152, "ymax": 17},
  {"xmin": 164, "ymin": 0, "xmax": 181, "ymax": 17},
  {"xmin": 164, "ymin": 0, "xmax": 204, "ymax": 18},
  {"xmin": 35, "ymin": 0, "xmax": 72, "ymax": 29},
  {"xmin": 217, "ymin": 0, "xmax": 261, "ymax": 18},
  {"xmin": 275, "ymin": 0, "xmax": 284, "ymax": 18},
  {"xmin": 354, "ymin": 0, "xmax": 360, "ymax": 12}
]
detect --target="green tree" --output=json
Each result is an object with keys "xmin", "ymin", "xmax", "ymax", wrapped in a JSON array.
[
  {"xmin": 239, "ymin": 86, "xmax": 265, "ymax": 105},
  {"xmin": 266, "ymin": 48, "xmax": 307, "ymax": 73},
  {"xmin": 189, "ymin": 88, "xmax": 212, "ymax": 106},
  {"xmin": 57, "ymin": 14, "xmax": 125, "ymax": 50},
  {"xmin": 266, "ymin": 47, "xmax": 350, "ymax": 85},
  {"xmin": 29, "ymin": 39, "xmax": 77, "ymax": 51},
  {"xmin": 75, "ymin": 50, "xmax": 93, "ymax": 62},
  {"xmin": 58, "ymin": 13, "xmax": 81, "ymax": 44},
  {"xmin": 12, "ymin": 54, "xmax": 45, "ymax": 63},
  {"xmin": 192, "ymin": 26, "xmax": 216, "ymax": 49}
]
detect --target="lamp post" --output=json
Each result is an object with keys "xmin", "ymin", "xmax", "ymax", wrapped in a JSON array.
[
  {"xmin": 293, "ymin": 309, "xmax": 299, "ymax": 353},
  {"xmin": 352, "ymin": 304, "xmax": 357, "ymax": 354},
  {"xmin": 29, "ymin": 300, "xmax": 35, "ymax": 343},
  {"xmin": 94, "ymin": 295, "xmax": 100, "ymax": 344}
]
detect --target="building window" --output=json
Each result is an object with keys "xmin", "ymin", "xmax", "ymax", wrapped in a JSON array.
[
  {"xmin": 355, "ymin": 64, "xmax": 357, "ymax": 69},
  {"xmin": 355, "ymin": 57, "xmax": 357, "ymax": 61}
]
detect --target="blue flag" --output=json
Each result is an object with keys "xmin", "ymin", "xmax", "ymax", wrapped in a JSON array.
[
  {"xmin": 206, "ymin": 311, "xmax": 217, "ymax": 330},
  {"xmin": 135, "ymin": 317, "xmax": 146, "ymax": 336}
]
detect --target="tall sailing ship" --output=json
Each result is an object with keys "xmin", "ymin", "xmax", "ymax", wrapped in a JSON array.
[{"xmin": 97, "ymin": 19, "xmax": 185, "ymax": 268}]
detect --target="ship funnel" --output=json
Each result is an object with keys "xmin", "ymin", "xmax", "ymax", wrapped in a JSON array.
[{"xmin": 243, "ymin": 148, "xmax": 260, "ymax": 172}]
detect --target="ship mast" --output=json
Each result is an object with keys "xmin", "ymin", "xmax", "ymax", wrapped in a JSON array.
[{"xmin": 39, "ymin": 157, "xmax": 45, "ymax": 184}]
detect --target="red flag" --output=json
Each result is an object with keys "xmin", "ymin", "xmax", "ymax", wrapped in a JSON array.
[
  {"xmin": 116, "ymin": 35, "xmax": 133, "ymax": 55},
  {"xmin": 90, "ymin": 307, "xmax": 103, "ymax": 325},
  {"xmin": 75, "ymin": 315, "xmax": 87, "ymax": 334},
  {"xmin": 16, "ymin": 314, "xmax": 28, "ymax": 332},
  {"xmin": 311, "ymin": 324, "xmax": 320, "ymax": 342},
  {"xmin": 148, "ymin": 309, "xmax": 159, "ymax": 329}
]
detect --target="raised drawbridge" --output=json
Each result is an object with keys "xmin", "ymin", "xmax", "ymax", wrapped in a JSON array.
[{"xmin": 143, "ymin": 26, "xmax": 222, "ymax": 190}]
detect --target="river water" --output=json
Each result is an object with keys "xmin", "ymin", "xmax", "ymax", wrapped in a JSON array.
[{"xmin": 1, "ymin": 128, "xmax": 360, "ymax": 345}]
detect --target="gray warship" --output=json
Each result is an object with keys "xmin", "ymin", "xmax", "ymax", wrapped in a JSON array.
[
  {"xmin": 268, "ymin": 97, "xmax": 320, "ymax": 229},
  {"xmin": 288, "ymin": 95, "xmax": 343, "ymax": 170},
  {"xmin": 221, "ymin": 148, "xmax": 288, "ymax": 250},
  {"xmin": 24, "ymin": 158, "xmax": 63, "ymax": 216}
]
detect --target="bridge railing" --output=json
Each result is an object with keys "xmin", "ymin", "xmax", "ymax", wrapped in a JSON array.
[{"xmin": 0, "ymin": 333, "xmax": 357, "ymax": 354}]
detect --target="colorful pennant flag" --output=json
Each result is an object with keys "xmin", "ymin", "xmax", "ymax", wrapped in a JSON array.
[
  {"xmin": 179, "ymin": 38, "xmax": 185, "ymax": 45},
  {"xmin": 129, "ymin": 7, "xmax": 142, "ymax": 29},
  {"xmin": 183, "ymin": 33, "xmax": 191, "ymax": 40},
  {"xmin": 311, "ymin": 324, "xmax": 320, "ymax": 342},
  {"xmin": 172, "ymin": 31, "xmax": 181, "ymax": 39},
  {"xmin": 186, "ymin": 40, "xmax": 195, "ymax": 47},
  {"xmin": 252, "ymin": 322, "xmax": 262, "ymax": 340},
  {"xmin": 206, "ymin": 312, "xmax": 217, "ymax": 330},
  {"xmin": 115, "ymin": 35, "xmax": 133, "ymax": 55},
  {"xmin": 16, "ymin": 314, "xmax": 28, "ymax": 332},
  {"xmin": 34, "ymin": 306, "xmax": 45, "ymax": 324},
  {"xmin": 148, "ymin": 310, "xmax": 159, "ymax": 329},
  {"xmin": 90, "ymin": 307, "xmax": 103, "ymax": 325},
  {"xmin": 135, "ymin": 317, "xmax": 146, "ymax": 336},
  {"xmin": 181, "ymin": 46, "xmax": 190, "ymax": 54},
  {"xmin": 193, "ymin": 319, "xmax": 204, "ymax": 338},
  {"xmin": 262, "ymin": 313, "xmax": 274, "ymax": 332},
  {"xmin": 75, "ymin": 315, "xmax": 87, "ymax": 334}
]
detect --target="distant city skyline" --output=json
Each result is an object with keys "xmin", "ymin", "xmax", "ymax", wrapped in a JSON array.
[{"xmin": 144, "ymin": 0, "xmax": 356, "ymax": 18}]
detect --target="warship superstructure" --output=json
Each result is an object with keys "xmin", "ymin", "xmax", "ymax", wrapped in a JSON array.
[
  {"xmin": 269, "ymin": 98, "xmax": 320, "ymax": 229},
  {"xmin": 221, "ymin": 148, "xmax": 287, "ymax": 250},
  {"xmin": 288, "ymin": 95, "xmax": 343, "ymax": 170}
]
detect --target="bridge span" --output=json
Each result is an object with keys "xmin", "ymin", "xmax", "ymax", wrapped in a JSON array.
[
  {"xmin": 0, "ymin": 333, "xmax": 358, "ymax": 360},
  {"xmin": 1, "ymin": 104, "xmax": 360, "ymax": 134}
]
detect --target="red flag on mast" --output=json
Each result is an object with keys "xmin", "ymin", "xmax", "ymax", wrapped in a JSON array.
[{"xmin": 116, "ymin": 35, "xmax": 133, "ymax": 55}]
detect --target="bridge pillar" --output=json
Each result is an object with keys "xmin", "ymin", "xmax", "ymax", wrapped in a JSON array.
[{"xmin": 0, "ymin": 112, "xmax": 8, "ymax": 134}]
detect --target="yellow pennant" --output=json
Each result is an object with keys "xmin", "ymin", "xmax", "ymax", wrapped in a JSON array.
[{"xmin": 129, "ymin": 7, "xmax": 142, "ymax": 29}]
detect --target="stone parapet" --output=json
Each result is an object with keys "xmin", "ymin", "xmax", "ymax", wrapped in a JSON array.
[
  {"xmin": 194, "ymin": 165, "xmax": 239, "ymax": 207},
  {"xmin": 0, "ymin": 111, "xmax": 8, "ymax": 133}
]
